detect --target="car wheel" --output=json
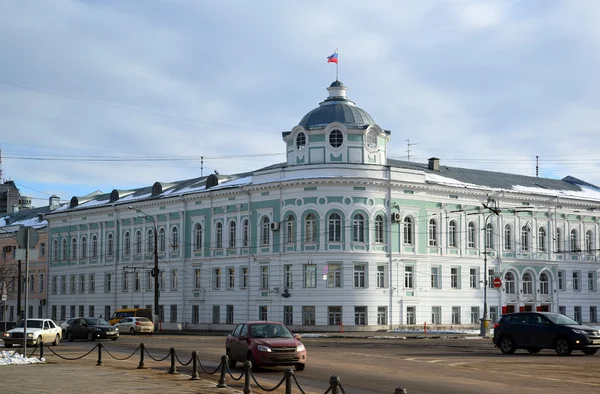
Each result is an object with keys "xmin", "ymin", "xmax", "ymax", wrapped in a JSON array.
[
  {"xmin": 53, "ymin": 335, "xmax": 60, "ymax": 346},
  {"xmin": 227, "ymin": 350, "xmax": 236, "ymax": 369},
  {"xmin": 111, "ymin": 337, "xmax": 118, "ymax": 341},
  {"xmin": 582, "ymin": 348, "xmax": 598, "ymax": 355},
  {"xmin": 295, "ymin": 363, "xmax": 305, "ymax": 371},
  {"xmin": 527, "ymin": 347, "xmax": 541, "ymax": 354},
  {"xmin": 130, "ymin": 328, "xmax": 136, "ymax": 335},
  {"xmin": 554, "ymin": 338, "xmax": 572, "ymax": 356},
  {"xmin": 67, "ymin": 332, "xmax": 74, "ymax": 342},
  {"xmin": 87, "ymin": 331, "xmax": 95, "ymax": 342},
  {"xmin": 499, "ymin": 336, "xmax": 516, "ymax": 354}
]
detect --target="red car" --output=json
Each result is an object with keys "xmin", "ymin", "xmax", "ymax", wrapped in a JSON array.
[{"xmin": 225, "ymin": 321, "xmax": 307, "ymax": 371}]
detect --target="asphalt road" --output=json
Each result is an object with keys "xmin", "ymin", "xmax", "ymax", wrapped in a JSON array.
[{"xmin": 48, "ymin": 334, "xmax": 600, "ymax": 394}]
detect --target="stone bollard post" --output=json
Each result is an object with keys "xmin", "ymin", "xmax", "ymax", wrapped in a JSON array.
[
  {"xmin": 217, "ymin": 355, "xmax": 228, "ymax": 388},
  {"xmin": 394, "ymin": 387, "xmax": 407, "ymax": 394},
  {"xmin": 138, "ymin": 343, "xmax": 146, "ymax": 369},
  {"xmin": 243, "ymin": 360, "xmax": 252, "ymax": 394},
  {"xmin": 284, "ymin": 368, "xmax": 294, "ymax": 394},
  {"xmin": 96, "ymin": 343, "xmax": 103, "ymax": 366},
  {"xmin": 329, "ymin": 375, "xmax": 340, "ymax": 394},
  {"xmin": 39, "ymin": 341, "xmax": 44, "ymax": 361},
  {"xmin": 168, "ymin": 347, "xmax": 177, "ymax": 374},
  {"xmin": 190, "ymin": 351, "xmax": 199, "ymax": 380}
]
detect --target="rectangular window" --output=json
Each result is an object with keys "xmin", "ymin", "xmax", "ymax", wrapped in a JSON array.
[
  {"xmin": 79, "ymin": 305, "xmax": 84, "ymax": 317},
  {"xmin": 284, "ymin": 264, "xmax": 293, "ymax": 288},
  {"xmin": 404, "ymin": 265, "xmax": 414, "ymax": 288},
  {"xmin": 574, "ymin": 306, "xmax": 582, "ymax": 323},
  {"xmin": 471, "ymin": 306, "xmax": 479, "ymax": 324},
  {"xmin": 70, "ymin": 274, "xmax": 76, "ymax": 294},
  {"xmin": 326, "ymin": 263, "xmax": 342, "ymax": 288},
  {"xmin": 105, "ymin": 306, "xmax": 111, "ymax": 321},
  {"xmin": 328, "ymin": 306, "xmax": 342, "ymax": 325},
  {"xmin": 450, "ymin": 267, "xmax": 460, "ymax": 289},
  {"xmin": 159, "ymin": 305, "xmax": 165, "ymax": 322},
  {"xmin": 60, "ymin": 305, "xmax": 66, "ymax": 320},
  {"xmin": 134, "ymin": 272, "xmax": 141, "ymax": 292},
  {"xmin": 406, "ymin": 306, "xmax": 416, "ymax": 324},
  {"xmin": 227, "ymin": 267, "xmax": 235, "ymax": 289},
  {"xmin": 170, "ymin": 305, "xmax": 177, "ymax": 322},
  {"xmin": 79, "ymin": 274, "xmax": 85, "ymax": 293},
  {"xmin": 192, "ymin": 305, "xmax": 200, "ymax": 324},
  {"xmin": 226, "ymin": 305, "xmax": 234, "ymax": 324},
  {"xmin": 213, "ymin": 268, "xmax": 221, "ymax": 290},
  {"xmin": 431, "ymin": 306, "xmax": 441, "ymax": 324},
  {"xmin": 146, "ymin": 272, "xmax": 153, "ymax": 292},
  {"xmin": 70, "ymin": 305, "xmax": 75, "ymax": 318},
  {"xmin": 354, "ymin": 306, "xmax": 367, "ymax": 325},
  {"xmin": 590, "ymin": 306, "xmax": 597, "ymax": 323},
  {"xmin": 259, "ymin": 305, "xmax": 268, "ymax": 321},
  {"xmin": 558, "ymin": 270, "xmax": 565, "ymax": 291},
  {"xmin": 376, "ymin": 265, "xmax": 386, "ymax": 288},
  {"xmin": 89, "ymin": 274, "xmax": 95, "ymax": 293},
  {"xmin": 377, "ymin": 306, "xmax": 387, "ymax": 325},
  {"xmin": 302, "ymin": 306, "xmax": 315, "ymax": 325},
  {"xmin": 488, "ymin": 269, "xmax": 495, "ymax": 289},
  {"xmin": 105, "ymin": 273, "xmax": 112, "ymax": 293},
  {"xmin": 284, "ymin": 306, "xmax": 293, "ymax": 325},
  {"xmin": 469, "ymin": 268, "xmax": 478, "ymax": 289},
  {"xmin": 490, "ymin": 306, "xmax": 498, "ymax": 324},
  {"xmin": 159, "ymin": 271, "xmax": 165, "ymax": 291},
  {"xmin": 430, "ymin": 267, "xmax": 440, "ymax": 289},
  {"xmin": 573, "ymin": 271, "xmax": 581, "ymax": 291},
  {"xmin": 122, "ymin": 273, "xmax": 129, "ymax": 292},
  {"xmin": 171, "ymin": 269, "xmax": 178, "ymax": 290},
  {"xmin": 303, "ymin": 264, "xmax": 316, "ymax": 288},
  {"xmin": 37, "ymin": 305, "xmax": 42, "ymax": 318},
  {"xmin": 51, "ymin": 305, "xmax": 57, "ymax": 320},
  {"xmin": 588, "ymin": 271, "xmax": 596, "ymax": 291},
  {"xmin": 241, "ymin": 266, "xmax": 248, "ymax": 289},
  {"xmin": 89, "ymin": 305, "xmax": 95, "ymax": 318},
  {"xmin": 559, "ymin": 305, "xmax": 566, "ymax": 315},
  {"xmin": 52, "ymin": 276, "xmax": 57, "ymax": 294},
  {"xmin": 194, "ymin": 268, "xmax": 202, "ymax": 289},
  {"xmin": 260, "ymin": 265, "xmax": 269, "ymax": 289},
  {"xmin": 39, "ymin": 273, "xmax": 44, "ymax": 292},
  {"xmin": 353, "ymin": 264, "xmax": 366, "ymax": 288},
  {"xmin": 452, "ymin": 306, "xmax": 461, "ymax": 324},
  {"xmin": 40, "ymin": 243, "xmax": 45, "ymax": 256}
]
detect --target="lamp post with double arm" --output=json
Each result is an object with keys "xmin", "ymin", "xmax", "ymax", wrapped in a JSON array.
[
  {"xmin": 128, "ymin": 206, "xmax": 159, "ymax": 330},
  {"xmin": 480, "ymin": 207, "xmax": 501, "ymax": 337}
]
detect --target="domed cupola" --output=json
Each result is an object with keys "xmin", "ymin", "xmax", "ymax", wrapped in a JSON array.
[{"xmin": 283, "ymin": 80, "xmax": 390, "ymax": 167}]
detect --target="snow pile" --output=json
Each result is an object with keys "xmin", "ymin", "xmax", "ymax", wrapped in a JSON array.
[{"xmin": 0, "ymin": 350, "xmax": 45, "ymax": 365}]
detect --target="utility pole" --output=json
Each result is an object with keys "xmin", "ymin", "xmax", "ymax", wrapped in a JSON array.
[
  {"xmin": 480, "ymin": 198, "xmax": 501, "ymax": 337},
  {"xmin": 406, "ymin": 139, "xmax": 419, "ymax": 162}
]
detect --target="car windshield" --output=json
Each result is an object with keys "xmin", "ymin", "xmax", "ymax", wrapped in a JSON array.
[
  {"xmin": 14, "ymin": 320, "xmax": 43, "ymax": 329},
  {"xmin": 85, "ymin": 318, "xmax": 109, "ymax": 325},
  {"xmin": 545, "ymin": 313, "xmax": 580, "ymax": 325},
  {"xmin": 250, "ymin": 324, "xmax": 293, "ymax": 338}
]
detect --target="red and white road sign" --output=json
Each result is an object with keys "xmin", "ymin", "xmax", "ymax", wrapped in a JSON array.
[{"xmin": 493, "ymin": 277, "xmax": 502, "ymax": 288}]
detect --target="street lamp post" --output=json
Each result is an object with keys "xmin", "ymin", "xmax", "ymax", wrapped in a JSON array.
[
  {"xmin": 128, "ymin": 206, "xmax": 159, "ymax": 330},
  {"xmin": 480, "ymin": 211, "xmax": 499, "ymax": 337}
]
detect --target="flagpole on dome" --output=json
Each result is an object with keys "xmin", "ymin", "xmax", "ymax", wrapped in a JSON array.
[{"xmin": 327, "ymin": 48, "xmax": 339, "ymax": 81}]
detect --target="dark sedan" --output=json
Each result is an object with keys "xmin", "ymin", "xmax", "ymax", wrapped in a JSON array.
[{"xmin": 66, "ymin": 317, "xmax": 119, "ymax": 342}]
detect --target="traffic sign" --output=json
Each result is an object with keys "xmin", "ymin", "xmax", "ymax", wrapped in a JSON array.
[
  {"xmin": 15, "ymin": 226, "xmax": 39, "ymax": 248},
  {"xmin": 493, "ymin": 277, "xmax": 502, "ymax": 288}
]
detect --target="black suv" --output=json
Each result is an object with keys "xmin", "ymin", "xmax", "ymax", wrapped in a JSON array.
[{"xmin": 493, "ymin": 312, "xmax": 600, "ymax": 356}]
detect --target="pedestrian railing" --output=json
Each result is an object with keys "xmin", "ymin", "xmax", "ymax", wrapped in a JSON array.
[{"xmin": 17, "ymin": 342, "xmax": 408, "ymax": 393}]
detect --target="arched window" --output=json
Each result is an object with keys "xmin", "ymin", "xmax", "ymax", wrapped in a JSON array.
[
  {"xmin": 107, "ymin": 233, "xmax": 114, "ymax": 256},
  {"xmin": 522, "ymin": 272, "xmax": 533, "ymax": 294},
  {"xmin": 403, "ymin": 217, "xmax": 413, "ymax": 245},
  {"xmin": 147, "ymin": 229, "xmax": 154, "ymax": 253},
  {"xmin": 375, "ymin": 214, "xmax": 384, "ymax": 243},
  {"xmin": 171, "ymin": 226, "xmax": 179, "ymax": 250},
  {"xmin": 467, "ymin": 222, "xmax": 476, "ymax": 248},
  {"xmin": 328, "ymin": 213, "xmax": 341, "ymax": 242},
  {"xmin": 261, "ymin": 216, "xmax": 270, "ymax": 246},
  {"xmin": 570, "ymin": 229, "xmax": 579, "ymax": 252},
  {"xmin": 229, "ymin": 221, "xmax": 236, "ymax": 248},
  {"xmin": 538, "ymin": 227, "xmax": 546, "ymax": 252},
  {"xmin": 305, "ymin": 214, "xmax": 316, "ymax": 243},
  {"xmin": 428, "ymin": 219, "xmax": 437, "ymax": 246},
  {"xmin": 504, "ymin": 224, "xmax": 512, "ymax": 251},
  {"xmin": 242, "ymin": 219, "xmax": 249, "ymax": 247},
  {"xmin": 556, "ymin": 228, "xmax": 562, "ymax": 252},
  {"xmin": 135, "ymin": 231, "xmax": 142, "ymax": 254},
  {"xmin": 194, "ymin": 224, "xmax": 203, "ymax": 250},
  {"xmin": 353, "ymin": 213, "xmax": 365, "ymax": 243},
  {"xmin": 53, "ymin": 240, "xmax": 59, "ymax": 261},
  {"xmin": 505, "ymin": 272, "xmax": 515, "ymax": 294},
  {"xmin": 521, "ymin": 225, "xmax": 530, "ymax": 251},
  {"xmin": 485, "ymin": 223, "xmax": 494, "ymax": 249},
  {"xmin": 286, "ymin": 215, "xmax": 295, "ymax": 244},
  {"xmin": 81, "ymin": 236, "xmax": 87, "ymax": 259},
  {"xmin": 448, "ymin": 220, "xmax": 457, "ymax": 247},
  {"xmin": 92, "ymin": 235, "xmax": 98, "ymax": 258},
  {"xmin": 216, "ymin": 222, "xmax": 223, "ymax": 249},
  {"xmin": 62, "ymin": 239, "xmax": 68, "ymax": 261},
  {"xmin": 159, "ymin": 228, "xmax": 166, "ymax": 252},
  {"xmin": 540, "ymin": 272, "xmax": 549, "ymax": 295},
  {"xmin": 71, "ymin": 237, "xmax": 78, "ymax": 260},
  {"xmin": 124, "ymin": 231, "xmax": 131, "ymax": 256},
  {"xmin": 586, "ymin": 230, "xmax": 593, "ymax": 254}
]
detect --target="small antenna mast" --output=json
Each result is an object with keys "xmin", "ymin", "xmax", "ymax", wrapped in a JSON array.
[
  {"xmin": 536, "ymin": 155, "xmax": 539, "ymax": 178},
  {"xmin": 201, "ymin": 156, "xmax": 204, "ymax": 177},
  {"xmin": 406, "ymin": 139, "xmax": 419, "ymax": 162},
  {"xmin": 0, "ymin": 148, "xmax": 3, "ymax": 183}
]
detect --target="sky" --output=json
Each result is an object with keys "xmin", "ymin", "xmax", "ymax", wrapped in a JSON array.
[{"xmin": 1, "ymin": 0, "xmax": 600, "ymax": 207}]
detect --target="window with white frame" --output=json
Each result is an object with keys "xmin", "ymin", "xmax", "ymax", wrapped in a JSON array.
[
  {"xmin": 135, "ymin": 231, "xmax": 141, "ymax": 254},
  {"xmin": 328, "ymin": 213, "xmax": 342, "ymax": 242},
  {"xmin": 574, "ymin": 306, "xmax": 582, "ymax": 323},
  {"xmin": 215, "ymin": 222, "xmax": 223, "ymax": 249},
  {"xmin": 522, "ymin": 272, "xmax": 533, "ymax": 294},
  {"xmin": 70, "ymin": 274, "xmax": 76, "ymax": 293},
  {"xmin": 406, "ymin": 306, "xmax": 416, "ymax": 324},
  {"xmin": 52, "ymin": 276, "xmax": 57, "ymax": 294},
  {"xmin": 227, "ymin": 305, "xmax": 234, "ymax": 324},
  {"xmin": 470, "ymin": 306, "xmax": 479, "ymax": 324},
  {"xmin": 124, "ymin": 231, "xmax": 131, "ymax": 256},
  {"xmin": 104, "ymin": 273, "xmax": 111, "ymax": 292},
  {"xmin": 213, "ymin": 268, "xmax": 221, "ymax": 290},
  {"xmin": 72, "ymin": 237, "xmax": 78, "ymax": 260},
  {"xmin": 376, "ymin": 265, "xmax": 386, "ymax": 288},
  {"xmin": 286, "ymin": 215, "xmax": 295, "ymax": 244},
  {"xmin": 586, "ymin": 230, "xmax": 593, "ymax": 254},
  {"xmin": 354, "ymin": 306, "xmax": 367, "ymax": 325},
  {"xmin": 81, "ymin": 237, "xmax": 87, "ymax": 259},
  {"xmin": 261, "ymin": 216, "xmax": 271, "ymax": 246},
  {"xmin": 227, "ymin": 267, "xmax": 235, "ymax": 289},
  {"xmin": 62, "ymin": 239, "xmax": 67, "ymax": 260},
  {"xmin": 171, "ymin": 226, "xmax": 179, "ymax": 250},
  {"xmin": 259, "ymin": 306, "xmax": 268, "ymax": 321},
  {"xmin": 428, "ymin": 219, "xmax": 437, "ymax": 246},
  {"xmin": 452, "ymin": 306, "xmax": 461, "ymax": 324},
  {"xmin": 521, "ymin": 225, "xmax": 530, "ymax": 251},
  {"xmin": 539, "ymin": 272, "xmax": 549, "ymax": 294},
  {"xmin": 375, "ymin": 215, "xmax": 384, "ymax": 243},
  {"xmin": 39, "ymin": 273, "xmax": 44, "ymax": 292},
  {"xmin": 242, "ymin": 219, "xmax": 249, "ymax": 247},
  {"xmin": 241, "ymin": 266, "xmax": 248, "ymax": 289},
  {"xmin": 302, "ymin": 306, "xmax": 316, "ymax": 325},
  {"xmin": 431, "ymin": 266, "xmax": 440, "ymax": 289},
  {"xmin": 558, "ymin": 270, "xmax": 565, "ymax": 291},
  {"xmin": 194, "ymin": 223, "xmax": 203, "ymax": 250},
  {"xmin": 92, "ymin": 235, "xmax": 98, "ymax": 258},
  {"xmin": 467, "ymin": 222, "xmax": 476, "ymax": 248},
  {"xmin": 171, "ymin": 269, "xmax": 178, "ymax": 290},
  {"xmin": 303, "ymin": 264, "xmax": 316, "ymax": 288},
  {"xmin": 559, "ymin": 305, "xmax": 566, "ymax": 315},
  {"xmin": 159, "ymin": 228, "xmax": 166, "ymax": 252},
  {"xmin": 353, "ymin": 264, "xmax": 366, "ymax": 288},
  {"xmin": 403, "ymin": 217, "xmax": 413, "ymax": 245},
  {"xmin": 284, "ymin": 264, "xmax": 293, "ymax": 288},
  {"xmin": 504, "ymin": 224, "xmax": 512, "ymax": 250},
  {"xmin": 573, "ymin": 271, "xmax": 581, "ymax": 291},
  {"xmin": 404, "ymin": 265, "xmax": 414, "ymax": 288},
  {"xmin": 53, "ymin": 240, "xmax": 58, "ymax": 261},
  {"xmin": 326, "ymin": 263, "xmax": 342, "ymax": 288},
  {"xmin": 134, "ymin": 272, "xmax": 141, "ymax": 291},
  {"xmin": 590, "ymin": 306, "xmax": 598, "ymax": 323},
  {"xmin": 570, "ymin": 229, "xmax": 579, "ymax": 252},
  {"xmin": 79, "ymin": 274, "xmax": 85, "ymax": 293},
  {"xmin": 192, "ymin": 305, "xmax": 200, "ymax": 324},
  {"xmin": 228, "ymin": 221, "xmax": 236, "ymax": 248},
  {"xmin": 490, "ymin": 306, "xmax": 499, "ymax": 324},
  {"xmin": 194, "ymin": 268, "xmax": 201, "ymax": 289},
  {"xmin": 260, "ymin": 265, "xmax": 269, "ymax": 289},
  {"xmin": 469, "ymin": 268, "xmax": 478, "ymax": 288},
  {"xmin": 122, "ymin": 273, "xmax": 129, "ymax": 292},
  {"xmin": 146, "ymin": 272, "xmax": 152, "ymax": 291},
  {"xmin": 505, "ymin": 272, "xmax": 515, "ymax": 294},
  {"xmin": 556, "ymin": 228, "xmax": 562, "ymax": 252},
  {"xmin": 212, "ymin": 305, "xmax": 220, "ymax": 324},
  {"xmin": 450, "ymin": 267, "xmax": 460, "ymax": 288},
  {"xmin": 159, "ymin": 271, "xmax": 165, "ymax": 291},
  {"xmin": 588, "ymin": 271, "xmax": 596, "ymax": 291},
  {"xmin": 448, "ymin": 220, "xmax": 458, "ymax": 247},
  {"xmin": 431, "ymin": 306, "xmax": 441, "ymax": 324},
  {"xmin": 328, "ymin": 306, "xmax": 342, "ymax": 325},
  {"xmin": 353, "ymin": 213, "xmax": 365, "ymax": 242},
  {"xmin": 485, "ymin": 223, "xmax": 494, "ymax": 249},
  {"xmin": 107, "ymin": 233, "xmax": 114, "ymax": 256},
  {"xmin": 538, "ymin": 227, "xmax": 546, "ymax": 252},
  {"xmin": 146, "ymin": 230, "xmax": 154, "ymax": 254},
  {"xmin": 305, "ymin": 214, "xmax": 317, "ymax": 243}
]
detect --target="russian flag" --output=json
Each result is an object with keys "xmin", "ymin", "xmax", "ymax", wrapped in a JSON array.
[{"xmin": 327, "ymin": 49, "xmax": 338, "ymax": 64}]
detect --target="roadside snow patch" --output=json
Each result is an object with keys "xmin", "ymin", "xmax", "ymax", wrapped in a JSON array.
[{"xmin": 0, "ymin": 350, "xmax": 45, "ymax": 365}]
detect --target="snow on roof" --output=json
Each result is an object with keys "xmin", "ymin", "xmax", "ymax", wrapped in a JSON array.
[
  {"xmin": 511, "ymin": 184, "xmax": 600, "ymax": 202},
  {"xmin": 425, "ymin": 173, "xmax": 482, "ymax": 189}
]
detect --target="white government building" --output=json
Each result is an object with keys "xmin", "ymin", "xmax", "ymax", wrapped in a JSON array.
[{"xmin": 46, "ymin": 80, "xmax": 600, "ymax": 331}]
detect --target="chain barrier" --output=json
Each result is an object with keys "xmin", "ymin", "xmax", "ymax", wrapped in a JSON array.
[
  {"xmin": 323, "ymin": 387, "xmax": 332, "ymax": 394},
  {"xmin": 249, "ymin": 368, "xmax": 287, "ymax": 392},
  {"xmin": 27, "ymin": 344, "xmax": 38, "ymax": 358},
  {"xmin": 45, "ymin": 344, "xmax": 99, "ymax": 360},
  {"xmin": 103, "ymin": 345, "xmax": 140, "ymax": 361},
  {"xmin": 339, "ymin": 382, "xmax": 347, "ymax": 394},
  {"xmin": 292, "ymin": 374, "xmax": 307, "ymax": 394},
  {"xmin": 195, "ymin": 353, "xmax": 221, "ymax": 375},
  {"xmin": 173, "ymin": 349, "xmax": 194, "ymax": 367},
  {"xmin": 225, "ymin": 362, "xmax": 246, "ymax": 381},
  {"xmin": 143, "ymin": 347, "xmax": 171, "ymax": 362}
]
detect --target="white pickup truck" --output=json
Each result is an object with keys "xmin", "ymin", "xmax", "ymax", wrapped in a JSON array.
[{"xmin": 2, "ymin": 318, "xmax": 61, "ymax": 347}]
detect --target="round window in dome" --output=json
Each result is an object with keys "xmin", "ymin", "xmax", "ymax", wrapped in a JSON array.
[
  {"xmin": 329, "ymin": 129, "xmax": 343, "ymax": 148},
  {"xmin": 366, "ymin": 130, "xmax": 378, "ymax": 151},
  {"xmin": 296, "ymin": 132, "xmax": 306, "ymax": 150}
]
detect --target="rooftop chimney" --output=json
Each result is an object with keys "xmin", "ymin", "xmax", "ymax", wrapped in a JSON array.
[
  {"xmin": 49, "ymin": 195, "xmax": 60, "ymax": 210},
  {"xmin": 428, "ymin": 157, "xmax": 440, "ymax": 171},
  {"xmin": 12, "ymin": 205, "xmax": 19, "ymax": 213}
]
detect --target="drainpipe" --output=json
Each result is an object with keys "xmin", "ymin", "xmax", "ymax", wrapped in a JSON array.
[
  {"xmin": 246, "ymin": 188, "xmax": 252, "ymax": 321},
  {"xmin": 387, "ymin": 166, "xmax": 393, "ymax": 330}
]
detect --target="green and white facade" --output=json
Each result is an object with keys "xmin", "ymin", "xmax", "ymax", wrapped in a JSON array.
[{"xmin": 46, "ymin": 81, "xmax": 600, "ymax": 330}]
